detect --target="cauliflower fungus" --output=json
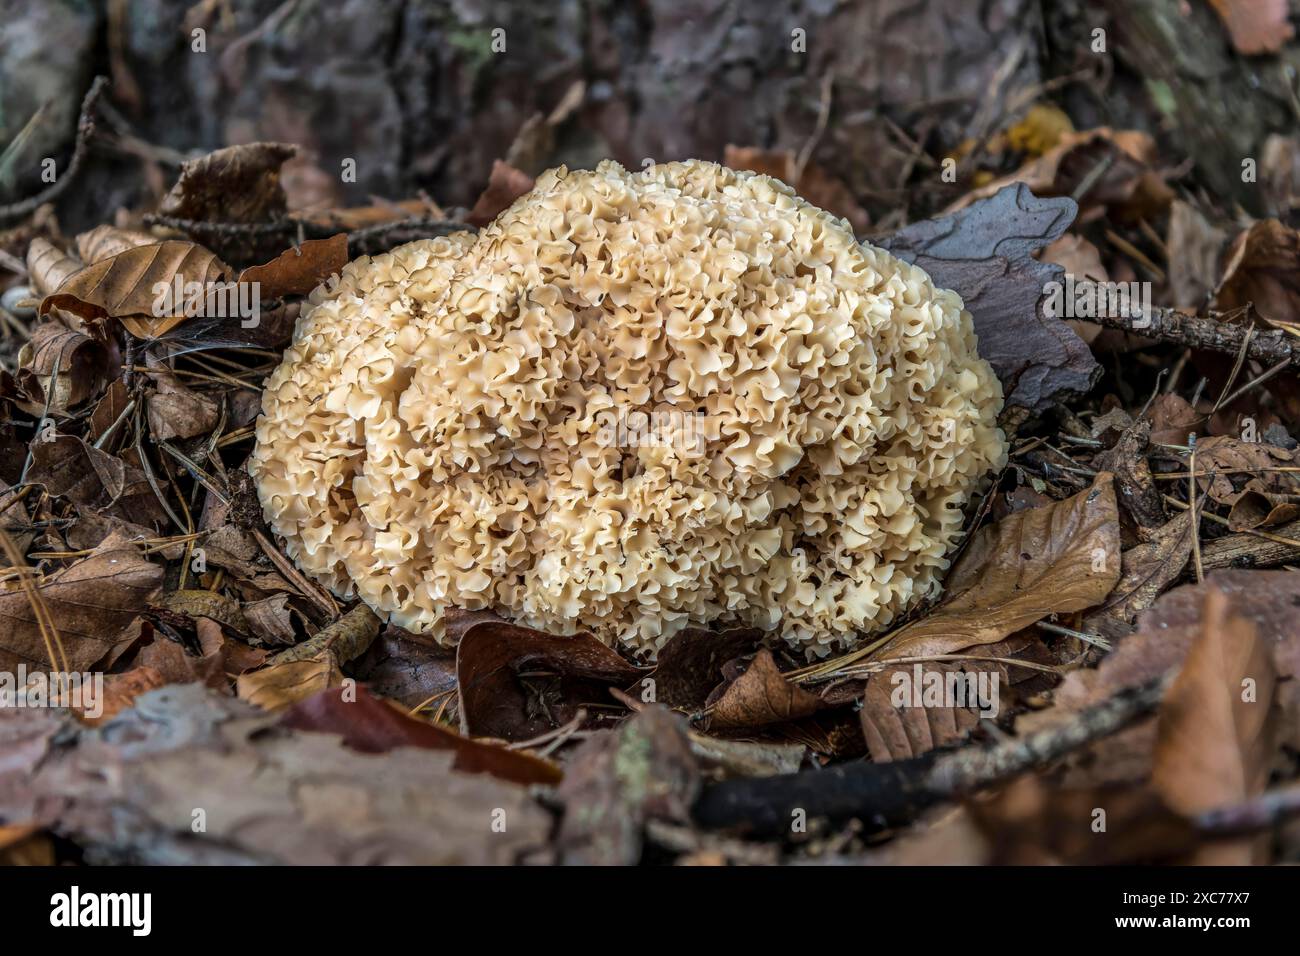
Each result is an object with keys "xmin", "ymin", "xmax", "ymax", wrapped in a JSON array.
[{"xmin": 249, "ymin": 160, "xmax": 1007, "ymax": 657}]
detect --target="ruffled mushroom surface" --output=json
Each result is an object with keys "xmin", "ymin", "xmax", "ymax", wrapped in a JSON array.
[{"xmin": 250, "ymin": 160, "xmax": 1007, "ymax": 657}]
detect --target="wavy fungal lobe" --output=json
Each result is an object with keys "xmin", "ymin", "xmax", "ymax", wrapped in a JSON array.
[{"xmin": 250, "ymin": 160, "xmax": 1007, "ymax": 657}]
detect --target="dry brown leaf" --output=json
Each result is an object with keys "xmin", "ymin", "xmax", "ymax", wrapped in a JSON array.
[
  {"xmin": 39, "ymin": 239, "xmax": 232, "ymax": 339},
  {"xmin": 879, "ymin": 473, "xmax": 1121, "ymax": 660},
  {"xmin": 26, "ymin": 434, "xmax": 166, "ymax": 528},
  {"xmin": 0, "ymin": 535, "xmax": 162, "ymax": 672},
  {"xmin": 145, "ymin": 370, "xmax": 220, "ymax": 441},
  {"xmin": 279, "ymin": 685, "xmax": 562, "ymax": 787},
  {"xmin": 13, "ymin": 321, "xmax": 112, "ymax": 417},
  {"xmin": 235, "ymin": 233, "xmax": 348, "ymax": 299},
  {"xmin": 859, "ymin": 661, "xmax": 983, "ymax": 761},
  {"xmin": 77, "ymin": 665, "xmax": 167, "ymax": 726},
  {"xmin": 1166, "ymin": 199, "xmax": 1227, "ymax": 310},
  {"xmin": 1208, "ymin": 0, "xmax": 1294, "ymax": 55},
  {"xmin": 1151, "ymin": 588, "xmax": 1277, "ymax": 864},
  {"xmin": 74, "ymin": 224, "xmax": 158, "ymax": 264},
  {"xmin": 455, "ymin": 618, "xmax": 645, "ymax": 740},
  {"xmin": 466, "ymin": 160, "xmax": 535, "ymax": 228},
  {"xmin": 24, "ymin": 238, "xmax": 80, "ymax": 297},
  {"xmin": 236, "ymin": 649, "xmax": 340, "ymax": 712},
  {"xmin": 1214, "ymin": 218, "xmax": 1300, "ymax": 331},
  {"xmin": 159, "ymin": 142, "xmax": 298, "ymax": 223},
  {"xmin": 707, "ymin": 648, "xmax": 822, "ymax": 730},
  {"xmin": 1083, "ymin": 510, "xmax": 1194, "ymax": 639}
]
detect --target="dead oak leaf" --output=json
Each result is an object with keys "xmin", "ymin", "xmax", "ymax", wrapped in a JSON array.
[
  {"xmin": 159, "ymin": 142, "xmax": 298, "ymax": 224},
  {"xmin": 707, "ymin": 648, "xmax": 821, "ymax": 730},
  {"xmin": 1152, "ymin": 587, "xmax": 1277, "ymax": 864}
]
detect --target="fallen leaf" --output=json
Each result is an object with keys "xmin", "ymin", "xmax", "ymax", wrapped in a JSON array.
[
  {"xmin": 1083, "ymin": 511, "xmax": 1194, "ymax": 639},
  {"xmin": 279, "ymin": 685, "xmax": 561, "ymax": 786},
  {"xmin": 75, "ymin": 224, "xmax": 158, "ymax": 263},
  {"xmin": 351, "ymin": 626, "xmax": 457, "ymax": 710},
  {"xmin": 878, "ymin": 473, "xmax": 1121, "ymax": 660},
  {"xmin": 39, "ymin": 240, "xmax": 232, "ymax": 340},
  {"xmin": 880, "ymin": 183, "xmax": 1098, "ymax": 412},
  {"xmin": 0, "ymin": 534, "xmax": 162, "ymax": 672},
  {"xmin": 1214, "ymin": 218, "xmax": 1300, "ymax": 326},
  {"xmin": 26, "ymin": 434, "xmax": 166, "ymax": 528},
  {"xmin": 145, "ymin": 370, "xmax": 220, "ymax": 441},
  {"xmin": 1208, "ymin": 0, "xmax": 1294, "ymax": 55},
  {"xmin": 456, "ymin": 619, "xmax": 646, "ymax": 740},
  {"xmin": 159, "ymin": 142, "xmax": 298, "ymax": 223},
  {"xmin": 652, "ymin": 625, "xmax": 764, "ymax": 710},
  {"xmin": 24, "ymin": 238, "xmax": 80, "ymax": 297},
  {"xmin": 1166, "ymin": 200, "xmax": 1227, "ymax": 310},
  {"xmin": 1151, "ymin": 587, "xmax": 1277, "ymax": 864},
  {"xmin": 78, "ymin": 665, "xmax": 167, "ymax": 726},
  {"xmin": 235, "ymin": 233, "xmax": 348, "ymax": 299},
  {"xmin": 707, "ymin": 648, "xmax": 822, "ymax": 730},
  {"xmin": 236, "ymin": 605, "xmax": 381, "ymax": 711},
  {"xmin": 466, "ymin": 160, "xmax": 535, "ymax": 227},
  {"xmin": 13, "ymin": 321, "xmax": 113, "ymax": 417}
]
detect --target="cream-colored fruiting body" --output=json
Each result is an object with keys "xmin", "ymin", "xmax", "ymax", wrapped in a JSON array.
[{"xmin": 250, "ymin": 160, "xmax": 1007, "ymax": 657}]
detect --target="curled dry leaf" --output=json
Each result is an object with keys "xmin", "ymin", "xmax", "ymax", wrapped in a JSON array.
[
  {"xmin": 1214, "ymin": 218, "xmax": 1300, "ymax": 325},
  {"xmin": 707, "ymin": 648, "xmax": 821, "ymax": 730},
  {"xmin": 466, "ymin": 160, "xmax": 535, "ymax": 227},
  {"xmin": 881, "ymin": 182, "xmax": 1097, "ymax": 412},
  {"xmin": 279, "ymin": 685, "xmax": 561, "ymax": 786},
  {"xmin": 235, "ymin": 233, "xmax": 348, "ymax": 299},
  {"xmin": 859, "ymin": 661, "xmax": 984, "ymax": 762},
  {"xmin": 878, "ymin": 473, "xmax": 1121, "ymax": 660},
  {"xmin": 39, "ymin": 239, "xmax": 232, "ymax": 340},
  {"xmin": 26, "ymin": 434, "xmax": 166, "ymax": 528},
  {"xmin": 1083, "ymin": 510, "xmax": 1194, "ymax": 639},
  {"xmin": 651, "ymin": 625, "xmax": 765, "ymax": 711},
  {"xmin": 75, "ymin": 224, "xmax": 157, "ymax": 264},
  {"xmin": 0, "ymin": 534, "xmax": 162, "ymax": 672},
  {"xmin": 455, "ymin": 619, "xmax": 646, "ymax": 740},
  {"xmin": 159, "ymin": 142, "xmax": 298, "ymax": 223},
  {"xmin": 1152, "ymin": 587, "xmax": 1277, "ymax": 864},
  {"xmin": 24, "ymin": 238, "xmax": 80, "ymax": 297},
  {"xmin": 13, "ymin": 321, "xmax": 112, "ymax": 417}
]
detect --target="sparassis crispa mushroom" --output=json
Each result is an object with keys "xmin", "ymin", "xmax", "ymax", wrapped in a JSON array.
[{"xmin": 249, "ymin": 160, "xmax": 1007, "ymax": 657}]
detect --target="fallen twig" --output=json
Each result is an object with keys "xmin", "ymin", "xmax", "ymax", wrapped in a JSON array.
[
  {"xmin": 1085, "ymin": 305, "xmax": 1300, "ymax": 368},
  {"xmin": 692, "ymin": 674, "xmax": 1169, "ymax": 836}
]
